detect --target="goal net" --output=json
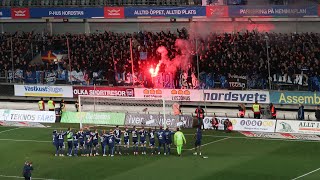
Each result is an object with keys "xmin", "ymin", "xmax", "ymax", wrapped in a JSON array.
[{"xmin": 78, "ymin": 95, "xmax": 177, "ymax": 129}]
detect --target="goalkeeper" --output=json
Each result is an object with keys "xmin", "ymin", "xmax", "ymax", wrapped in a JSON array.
[{"xmin": 174, "ymin": 128, "xmax": 186, "ymax": 156}]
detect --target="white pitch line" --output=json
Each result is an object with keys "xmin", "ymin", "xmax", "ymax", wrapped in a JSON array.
[
  {"xmin": 0, "ymin": 127, "xmax": 20, "ymax": 134},
  {"xmin": 291, "ymin": 167, "xmax": 320, "ymax": 180},
  {"xmin": 188, "ymin": 137, "xmax": 230, "ymax": 151},
  {"xmin": 184, "ymin": 134, "xmax": 320, "ymax": 143},
  {"xmin": 0, "ymin": 174, "xmax": 60, "ymax": 180},
  {"xmin": 0, "ymin": 138, "xmax": 50, "ymax": 143}
]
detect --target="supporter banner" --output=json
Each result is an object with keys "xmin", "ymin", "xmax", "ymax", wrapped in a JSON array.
[
  {"xmin": 124, "ymin": 6, "xmax": 206, "ymax": 18},
  {"xmin": 73, "ymin": 86, "xmax": 134, "ymax": 98},
  {"xmin": 228, "ymin": 75, "xmax": 247, "ymax": 90},
  {"xmin": 206, "ymin": 6, "xmax": 229, "ymax": 17},
  {"xmin": 203, "ymin": 90, "xmax": 270, "ymax": 104},
  {"xmin": 11, "ymin": 8, "xmax": 30, "ymax": 19},
  {"xmin": 0, "ymin": 8, "xmax": 11, "ymax": 18},
  {"xmin": 61, "ymin": 111, "xmax": 125, "ymax": 125},
  {"xmin": 30, "ymin": 7, "xmax": 104, "ymax": 18},
  {"xmin": 229, "ymin": 5, "xmax": 318, "ymax": 17},
  {"xmin": 124, "ymin": 113, "xmax": 193, "ymax": 128},
  {"xmin": 241, "ymin": 131, "xmax": 320, "ymax": 141},
  {"xmin": 104, "ymin": 7, "xmax": 124, "ymax": 18},
  {"xmin": 276, "ymin": 120, "xmax": 320, "ymax": 135},
  {"xmin": 203, "ymin": 116, "xmax": 229, "ymax": 130},
  {"xmin": 270, "ymin": 91, "xmax": 320, "ymax": 105},
  {"xmin": 134, "ymin": 88, "xmax": 201, "ymax": 101},
  {"xmin": 14, "ymin": 85, "xmax": 73, "ymax": 97},
  {"xmin": 0, "ymin": 109, "xmax": 55, "ymax": 123}
]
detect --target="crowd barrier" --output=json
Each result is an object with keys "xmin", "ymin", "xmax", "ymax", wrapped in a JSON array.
[
  {"xmin": 204, "ymin": 116, "xmax": 320, "ymax": 135},
  {"xmin": 1, "ymin": 5, "xmax": 319, "ymax": 19}
]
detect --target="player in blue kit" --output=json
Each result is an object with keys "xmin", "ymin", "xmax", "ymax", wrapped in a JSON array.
[
  {"xmin": 77, "ymin": 129, "xmax": 85, "ymax": 156},
  {"xmin": 123, "ymin": 127, "xmax": 130, "ymax": 155},
  {"xmin": 101, "ymin": 130, "xmax": 109, "ymax": 157},
  {"xmin": 66, "ymin": 128, "xmax": 73, "ymax": 156},
  {"xmin": 148, "ymin": 128, "xmax": 156, "ymax": 155},
  {"xmin": 194, "ymin": 127, "xmax": 202, "ymax": 156},
  {"xmin": 92, "ymin": 130, "xmax": 99, "ymax": 156},
  {"xmin": 107, "ymin": 129, "xmax": 116, "ymax": 157},
  {"xmin": 164, "ymin": 127, "xmax": 174, "ymax": 155},
  {"xmin": 57, "ymin": 130, "xmax": 66, "ymax": 156},
  {"xmin": 139, "ymin": 127, "xmax": 148, "ymax": 155},
  {"xmin": 85, "ymin": 128, "xmax": 93, "ymax": 157},
  {"xmin": 131, "ymin": 126, "xmax": 139, "ymax": 155},
  {"xmin": 114, "ymin": 126, "xmax": 122, "ymax": 155},
  {"xmin": 52, "ymin": 130, "xmax": 59, "ymax": 156},
  {"xmin": 72, "ymin": 130, "xmax": 79, "ymax": 156},
  {"xmin": 157, "ymin": 126, "xmax": 166, "ymax": 155}
]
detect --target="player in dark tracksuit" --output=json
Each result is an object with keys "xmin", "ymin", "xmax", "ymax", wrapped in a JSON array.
[
  {"xmin": 77, "ymin": 129, "xmax": 85, "ymax": 156},
  {"xmin": 131, "ymin": 126, "xmax": 139, "ymax": 155},
  {"xmin": 53, "ymin": 130, "xmax": 59, "ymax": 156},
  {"xmin": 85, "ymin": 129, "xmax": 93, "ymax": 156},
  {"xmin": 101, "ymin": 130, "xmax": 109, "ymax": 156},
  {"xmin": 92, "ymin": 130, "xmax": 99, "ymax": 156},
  {"xmin": 114, "ymin": 126, "xmax": 122, "ymax": 155},
  {"xmin": 148, "ymin": 128, "xmax": 156, "ymax": 155},
  {"xmin": 123, "ymin": 127, "xmax": 130, "ymax": 155},
  {"xmin": 108, "ymin": 130, "xmax": 116, "ymax": 157},
  {"xmin": 164, "ymin": 128, "xmax": 173, "ymax": 155},
  {"xmin": 157, "ymin": 127, "xmax": 166, "ymax": 155},
  {"xmin": 139, "ymin": 127, "xmax": 148, "ymax": 155},
  {"xmin": 57, "ymin": 130, "xmax": 66, "ymax": 156},
  {"xmin": 72, "ymin": 131, "xmax": 79, "ymax": 156},
  {"xmin": 194, "ymin": 127, "xmax": 202, "ymax": 156}
]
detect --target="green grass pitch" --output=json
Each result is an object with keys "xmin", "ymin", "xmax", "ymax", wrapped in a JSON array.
[{"xmin": 0, "ymin": 125, "xmax": 320, "ymax": 180}]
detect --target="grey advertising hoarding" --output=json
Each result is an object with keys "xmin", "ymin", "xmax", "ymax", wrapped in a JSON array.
[{"xmin": 125, "ymin": 113, "xmax": 193, "ymax": 128}]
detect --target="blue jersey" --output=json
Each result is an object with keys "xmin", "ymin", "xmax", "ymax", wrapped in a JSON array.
[
  {"xmin": 123, "ymin": 130, "xmax": 130, "ymax": 143},
  {"xmin": 196, "ymin": 129, "xmax": 202, "ymax": 141},
  {"xmin": 157, "ymin": 130, "xmax": 165, "ymax": 143},
  {"xmin": 78, "ymin": 131, "xmax": 85, "ymax": 143},
  {"xmin": 139, "ymin": 130, "xmax": 147, "ymax": 142},
  {"xmin": 149, "ymin": 130, "xmax": 155, "ymax": 146},
  {"xmin": 73, "ymin": 133, "xmax": 79, "ymax": 145},
  {"xmin": 85, "ymin": 131, "xmax": 93, "ymax": 144},
  {"xmin": 108, "ymin": 135, "xmax": 116, "ymax": 146},
  {"xmin": 131, "ymin": 129, "xmax": 138, "ymax": 142},
  {"xmin": 93, "ymin": 132, "xmax": 99, "ymax": 142},
  {"xmin": 57, "ymin": 132, "xmax": 65, "ymax": 143},
  {"xmin": 164, "ymin": 130, "xmax": 173, "ymax": 143},
  {"xmin": 114, "ymin": 129, "xmax": 121, "ymax": 142},
  {"xmin": 102, "ymin": 133, "xmax": 109, "ymax": 145},
  {"xmin": 52, "ymin": 132, "xmax": 58, "ymax": 144}
]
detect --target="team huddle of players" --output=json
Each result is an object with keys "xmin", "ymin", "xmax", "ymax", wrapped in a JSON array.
[{"xmin": 52, "ymin": 126, "xmax": 177, "ymax": 157}]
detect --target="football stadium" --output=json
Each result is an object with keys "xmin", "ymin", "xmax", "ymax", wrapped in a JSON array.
[{"xmin": 1, "ymin": 0, "xmax": 320, "ymax": 180}]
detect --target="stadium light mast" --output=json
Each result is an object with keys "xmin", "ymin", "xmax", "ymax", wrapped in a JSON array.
[{"xmin": 265, "ymin": 36, "xmax": 271, "ymax": 90}]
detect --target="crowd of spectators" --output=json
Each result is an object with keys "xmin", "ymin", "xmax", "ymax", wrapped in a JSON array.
[{"xmin": 0, "ymin": 29, "xmax": 320, "ymax": 91}]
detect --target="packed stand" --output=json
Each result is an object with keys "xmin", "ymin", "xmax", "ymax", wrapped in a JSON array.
[{"xmin": 0, "ymin": 30, "xmax": 320, "ymax": 91}]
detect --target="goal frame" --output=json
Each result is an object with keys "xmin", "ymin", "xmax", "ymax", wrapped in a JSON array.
[{"xmin": 78, "ymin": 95, "xmax": 167, "ymax": 129}]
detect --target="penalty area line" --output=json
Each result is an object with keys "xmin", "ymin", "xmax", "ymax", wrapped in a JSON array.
[
  {"xmin": 0, "ymin": 174, "xmax": 61, "ymax": 180},
  {"xmin": 0, "ymin": 127, "xmax": 20, "ymax": 134},
  {"xmin": 188, "ymin": 137, "xmax": 230, "ymax": 151},
  {"xmin": 291, "ymin": 167, "xmax": 320, "ymax": 180}
]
